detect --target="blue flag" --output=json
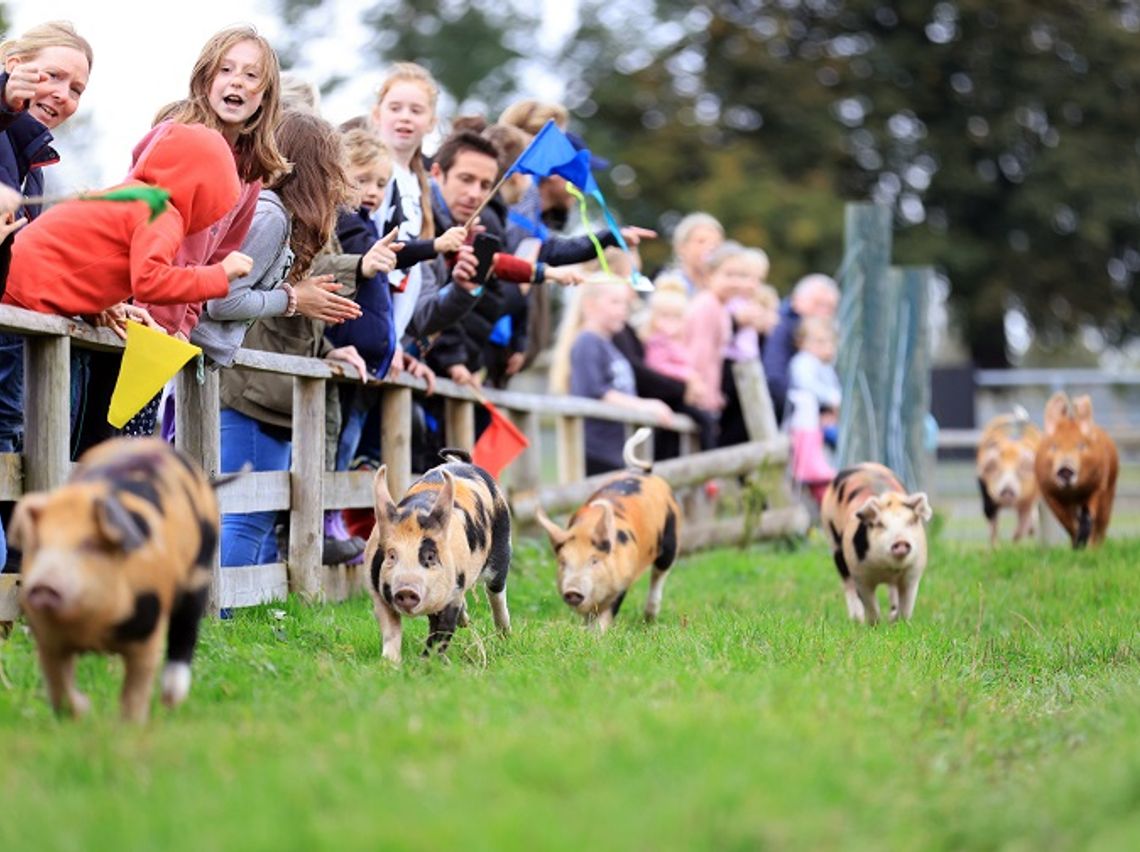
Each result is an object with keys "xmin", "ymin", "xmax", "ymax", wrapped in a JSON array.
[{"xmin": 505, "ymin": 120, "xmax": 598, "ymax": 192}]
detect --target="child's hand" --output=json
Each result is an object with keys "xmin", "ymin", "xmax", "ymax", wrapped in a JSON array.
[
  {"xmin": 0, "ymin": 210, "xmax": 27, "ymax": 243},
  {"xmin": 222, "ymin": 251, "xmax": 253, "ymax": 281},
  {"xmin": 326, "ymin": 345, "xmax": 369, "ymax": 383},
  {"xmin": 293, "ymin": 274, "xmax": 362, "ymax": 324},
  {"xmin": 619, "ymin": 225, "xmax": 658, "ymax": 247},
  {"xmin": 448, "ymin": 364, "xmax": 479, "ymax": 387},
  {"xmin": 362, "ymin": 228, "xmax": 403, "ymax": 278},
  {"xmin": 505, "ymin": 352, "xmax": 526, "ymax": 376},
  {"xmin": 433, "ymin": 225, "xmax": 467, "ymax": 254},
  {"xmin": 641, "ymin": 397, "xmax": 675, "ymax": 426},
  {"xmin": 404, "ymin": 354, "xmax": 436, "ymax": 395},
  {"xmin": 3, "ymin": 63, "xmax": 45, "ymax": 111},
  {"xmin": 545, "ymin": 265, "xmax": 583, "ymax": 287}
]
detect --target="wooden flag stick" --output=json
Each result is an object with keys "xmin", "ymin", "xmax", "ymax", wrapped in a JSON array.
[{"xmin": 462, "ymin": 171, "xmax": 512, "ymax": 230}]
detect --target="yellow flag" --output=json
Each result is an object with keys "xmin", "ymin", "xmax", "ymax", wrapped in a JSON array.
[{"xmin": 108, "ymin": 321, "xmax": 201, "ymax": 428}]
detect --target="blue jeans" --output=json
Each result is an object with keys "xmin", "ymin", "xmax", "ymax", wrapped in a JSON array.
[{"xmin": 219, "ymin": 407, "xmax": 291, "ymax": 567}]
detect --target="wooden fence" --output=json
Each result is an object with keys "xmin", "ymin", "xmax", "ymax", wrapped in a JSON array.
[{"xmin": 0, "ymin": 305, "xmax": 799, "ymax": 619}]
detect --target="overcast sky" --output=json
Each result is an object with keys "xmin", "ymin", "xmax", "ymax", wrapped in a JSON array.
[{"xmin": 10, "ymin": 0, "xmax": 576, "ymax": 190}]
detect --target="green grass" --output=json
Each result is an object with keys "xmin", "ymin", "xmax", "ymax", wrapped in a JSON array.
[{"xmin": 3, "ymin": 535, "xmax": 1140, "ymax": 850}]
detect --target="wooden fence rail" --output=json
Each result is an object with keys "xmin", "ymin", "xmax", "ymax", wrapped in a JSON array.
[{"xmin": 0, "ymin": 304, "xmax": 774, "ymax": 617}]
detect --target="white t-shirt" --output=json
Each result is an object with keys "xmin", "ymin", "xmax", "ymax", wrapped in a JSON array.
[{"xmin": 377, "ymin": 162, "xmax": 425, "ymax": 338}]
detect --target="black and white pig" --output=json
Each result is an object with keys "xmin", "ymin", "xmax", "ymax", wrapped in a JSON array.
[{"xmin": 365, "ymin": 450, "xmax": 511, "ymax": 663}]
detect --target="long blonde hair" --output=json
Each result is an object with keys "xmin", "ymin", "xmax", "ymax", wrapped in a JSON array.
[
  {"xmin": 0, "ymin": 20, "xmax": 93, "ymax": 69},
  {"xmin": 548, "ymin": 273, "xmax": 631, "ymax": 395},
  {"xmin": 158, "ymin": 26, "xmax": 288, "ymax": 185},
  {"xmin": 372, "ymin": 62, "xmax": 437, "ymax": 235}
]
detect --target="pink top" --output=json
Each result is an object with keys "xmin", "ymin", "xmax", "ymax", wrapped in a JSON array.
[
  {"xmin": 682, "ymin": 290, "xmax": 731, "ymax": 412},
  {"xmin": 644, "ymin": 333, "xmax": 694, "ymax": 383}
]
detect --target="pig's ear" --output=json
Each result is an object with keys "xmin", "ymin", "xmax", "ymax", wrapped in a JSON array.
[
  {"xmin": 8, "ymin": 492, "xmax": 48, "ymax": 551},
  {"xmin": 904, "ymin": 492, "xmax": 933, "ymax": 523},
  {"xmin": 855, "ymin": 497, "xmax": 882, "ymax": 524},
  {"xmin": 94, "ymin": 494, "xmax": 148, "ymax": 551},
  {"xmin": 1073, "ymin": 395, "xmax": 1094, "ymax": 436},
  {"xmin": 590, "ymin": 500, "xmax": 616, "ymax": 551},
  {"xmin": 1043, "ymin": 392, "xmax": 1070, "ymax": 435},
  {"xmin": 425, "ymin": 470, "xmax": 455, "ymax": 532},
  {"xmin": 372, "ymin": 465, "xmax": 398, "ymax": 529},
  {"xmin": 535, "ymin": 507, "xmax": 569, "ymax": 547}
]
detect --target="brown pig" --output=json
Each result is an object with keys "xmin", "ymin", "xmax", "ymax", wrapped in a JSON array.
[
  {"xmin": 976, "ymin": 408, "xmax": 1041, "ymax": 546},
  {"xmin": 536, "ymin": 428, "xmax": 682, "ymax": 631},
  {"xmin": 9, "ymin": 438, "xmax": 221, "ymax": 723},
  {"xmin": 820, "ymin": 463, "xmax": 932, "ymax": 625},
  {"xmin": 1035, "ymin": 392, "xmax": 1119, "ymax": 548},
  {"xmin": 365, "ymin": 449, "xmax": 511, "ymax": 664}
]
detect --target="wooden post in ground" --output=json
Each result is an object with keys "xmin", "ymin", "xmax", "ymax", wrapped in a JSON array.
[
  {"xmin": 175, "ymin": 366, "xmax": 223, "ymax": 611},
  {"xmin": 556, "ymin": 415, "xmax": 585, "ymax": 484},
  {"xmin": 733, "ymin": 358, "xmax": 792, "ymax": 510},
  {"xmin": 444, "ymin": 397, "xmax": 476, "ymax": 453},
  {"xmin": 887, "ymin": 266, "xmax": 934, "ymax": 491},
  {"xmin": 508, "ymin": 409, "xmax": 541, "ymax": 494},
  {"xmin": 836, "ymin": 203, "xmax": 895, "ymax": 469},
  {"xmin": 289, "ymin": 376, "xmax": 325, "ymax": 601},
  {"xmin": 381, "ymin": 386, "xmax": 413, "ymax": 498},
  {"xmin": 23, "ymin": 335, "xmax": 70, "ymax": 493}
]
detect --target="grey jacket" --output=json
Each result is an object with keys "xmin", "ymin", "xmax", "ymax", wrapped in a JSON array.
[{"xmin": 191, "ymin": 190, "xmax": 294, "ymax": 366}]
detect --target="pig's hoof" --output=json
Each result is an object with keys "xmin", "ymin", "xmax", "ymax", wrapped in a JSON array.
[
  {"xmin": 68, "ymin": 691, "xmax": 91, "ymax": 718},
  {"xmin": 161, "ymin": 662, "xmax": 192, "ymax": 708}
]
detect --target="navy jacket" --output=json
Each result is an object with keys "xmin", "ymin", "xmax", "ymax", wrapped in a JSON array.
[
  {"xmin": 761, "ymin": 299, "xmax": 801, "ymax": 420},
  {"xmin": 0, "ymin": 71, "xmax": 58, "ymax": 292},
  {"xmin": 325, "ymin": 207, "xmax": 397, "ymax": 378}
]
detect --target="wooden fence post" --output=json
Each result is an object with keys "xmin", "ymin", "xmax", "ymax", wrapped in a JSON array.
[
  {"xmin": 23, "ymin": 335, "xmax": 70, "ymax": 493},
  {"xmin": 556, "ymin": 415, "xmax": 585, "ymax": 484},
  {"xmin": 509, "ymin": 408, "xmax": 541, "ymax": 493},
  {"xmin": 381, "ymin": 386, "xmax": 413, "ymax": 498},
  {"xmin": 836, "ymin": 202, "xmax": 895, "ymax": 468},
  {"xmin": 444, "ymin": 397, "xmax": 476, "ymax": 452},
  {"xmin": 289, "ymin": 376, "xmax": 325, "ymax": 601},
  {"xmin": 889, "ymin": 266, "xmax": 933, "ymax": 491},
  {"xmin": 175, "ymin": 366, "xmax": 223, "ymax": 611}
]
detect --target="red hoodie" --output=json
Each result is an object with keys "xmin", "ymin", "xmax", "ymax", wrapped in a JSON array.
[{"xmin": 3, "ymin": 123, "xmax": 241, "ymax": 317}]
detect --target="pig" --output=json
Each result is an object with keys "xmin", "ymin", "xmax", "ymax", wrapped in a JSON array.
[
  {"xmin": 976, "ymin": 407, "xmax": 1041, "ymax": 547},
  {"xmin": 8, "ymin": 438, "xmax": 221, "ymax": 722},
  {"xmin": 535, "ymin": 428, "xmax": 682, "ymax": 631},
  {"xmin": 1035, "ymin": 392, "xmax": 1119, "ymax": 549},
  {"xmin": 365, "ymin": 449, "xmax": 511, "ymax": 664},
  {"xmin": 820, "ymin": 463, "xmax": 932, "ymax": 625}
]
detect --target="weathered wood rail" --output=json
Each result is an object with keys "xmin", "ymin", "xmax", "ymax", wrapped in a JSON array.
[{"xmin": 0, "ymin": 305, "xmax": 796, "ymax": 618}]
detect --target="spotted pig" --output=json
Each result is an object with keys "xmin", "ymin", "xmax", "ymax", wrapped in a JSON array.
[
  {"xmin": 820, "ymin": 463, "xmax": 932, "ymax": 625},
  {"xmin": 976, "ymin": 407, "xmax": 1041, "ymax": 547},
  {"xmin": 10, "ymin": 438, "xmax": 221, "ymax": 722},
  {"xmin": 536, "ymin": 428, "xmax": 681, "ymax": 631},
  {"xmin": 365, "ymin": 450, "xmax": 511, "ymax": 664},
  {"xmin": 1035, "ymin": 392, "xmax": 1119, "ymax": 549}
]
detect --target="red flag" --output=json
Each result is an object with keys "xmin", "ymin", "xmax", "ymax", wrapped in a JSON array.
[{"xmin": 472, "ymin": 401, "xmax": 530, "ymax": 478}]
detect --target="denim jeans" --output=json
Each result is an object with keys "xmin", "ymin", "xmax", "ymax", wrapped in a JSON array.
[{"xmin": 219, "ymin": 407, "xmax": 292, "ymax": 567}]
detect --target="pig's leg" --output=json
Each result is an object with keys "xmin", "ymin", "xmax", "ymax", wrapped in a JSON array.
[
  {"xmin": 1013, "ymin": 504, "xmax": 1034, "ymax": 542},
  {"xmin": 594, "ymin": 607, "xmax": 615, "ymax": 633},
  {"xmin": 842, "ymin": 577, "xmax": 865, "ymax": 622},
  {"xmin": 896, "ymin": 574, "xmax": 922, "ymax": 621},
  {"xmin": 482, "ymin": 505, "xmax": 512, "ymax": 635},
  {"xmin": 163, "ymin": 584, "xmax": 209, "ymax": 709},
  {"xmin": 38, "ymin": 646, "xmax": 89, "ymax": 718},
  {"xmin": 1041, "ymin": 492, "xmax": 1079, "ymax": 547},
  {"xmin": 375, "ymin": 599, "xmax": 403, "ymax": 664},
  {"xmin": 1089, "ymin": 487, "xmax": 1115, "ymax": 547},
  {"xmin": 888, "ymin": 584, "xmax": 901, "ymax": 622},
  {"xmin": 120, "ymin": 626, "xmax": 166, "ymax": 723},
  {"xmin": 854, "ymin": 579, "xmax": 880, "ymax": 626},
  {"xmin": 644, "ymin": 568, "xmax": 669, "ymax": 621},
  {"xmin": 424, "ymin": 603, "xmax": 462, "ymax": 656}
]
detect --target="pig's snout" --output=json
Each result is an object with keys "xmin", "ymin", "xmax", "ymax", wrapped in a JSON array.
[
  {"xmin": 1055, "ymin": 464, "xmax": 1076, "ymax": 486},
  {"xmin": 890, "ymin": 540, "xmax": 912, "ymax": 559},
  {"xmin": 393, "ymin": 586, "xmax": 422, "ymax": 613},
  {"xmin": 562, "ymin": 590, "xmax": 585, "ymax": 607},
  {"xmin": 25, "ymin": 583, "xmax": 64, "ymax": 612},
  {"xmin": 999, "ymin": 485, "xmax": 1017, "ymax": 502}
]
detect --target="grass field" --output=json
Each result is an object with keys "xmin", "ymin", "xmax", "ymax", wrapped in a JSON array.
[{"xmin": 2, "ymin": 533, "xmax": 1140, "ymax": 851}]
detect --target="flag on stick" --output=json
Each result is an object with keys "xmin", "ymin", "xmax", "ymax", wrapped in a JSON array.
[
  {"xmin": 108, "ymin": 321, "xmax": 200, "ymax": 428},
  {"xmin": 22, "ymin": 185, "xmax": 171, "ymax": 222},
  {"xmin": 472, "ymin": 399, "xmax": 530, "ymax": 478}
]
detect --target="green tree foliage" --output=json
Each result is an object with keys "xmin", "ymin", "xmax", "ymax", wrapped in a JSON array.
[{"xmin": 278, "ymin": 0, "xmax": 1140, "ymax": 366}]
